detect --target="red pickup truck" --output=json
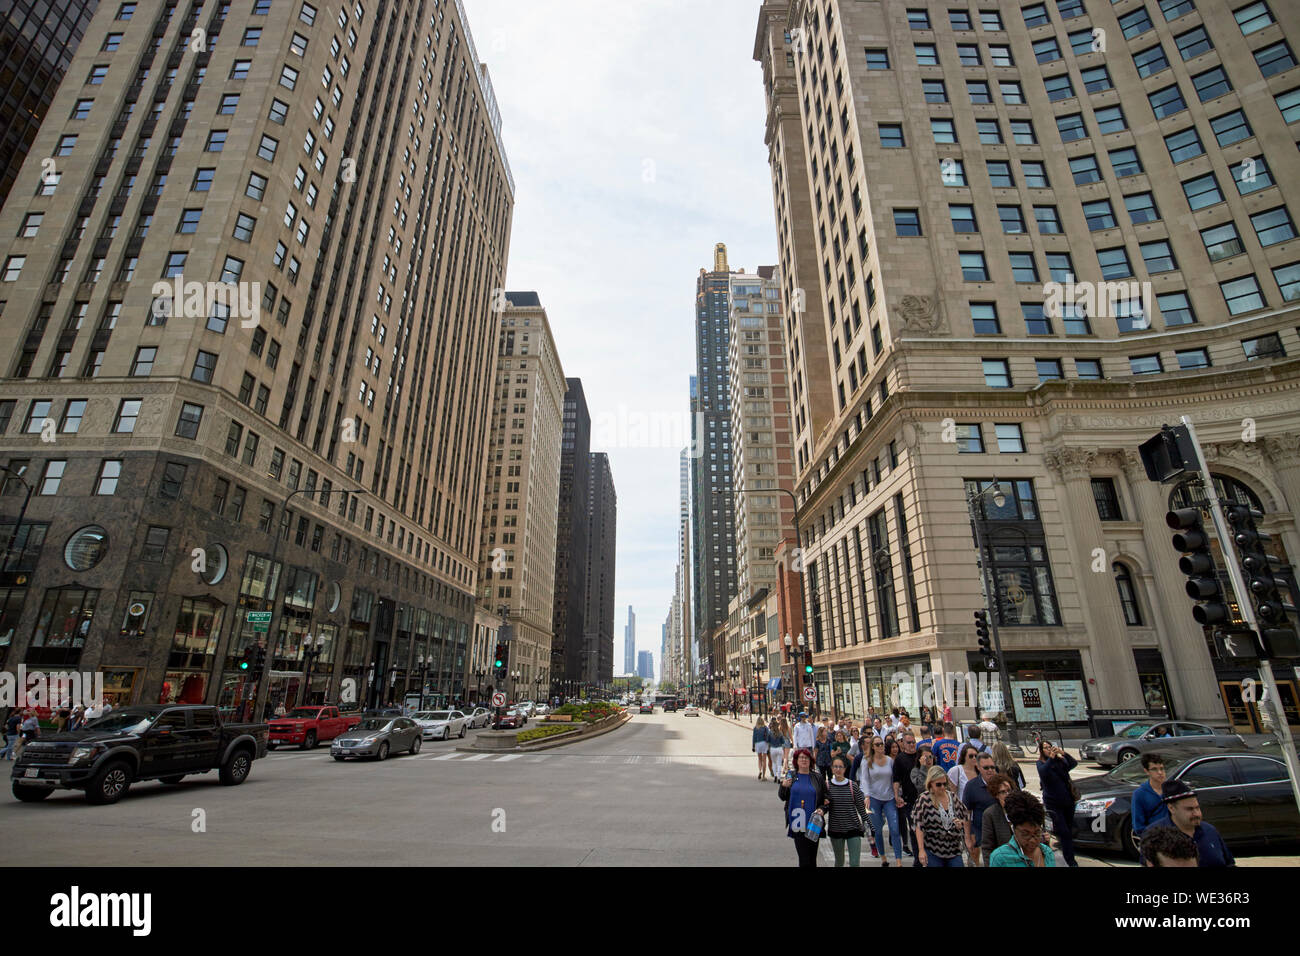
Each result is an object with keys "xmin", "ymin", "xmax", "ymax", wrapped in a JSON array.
[{"xmin": 268, "ymin": 706, "xmax": 360, "ymax": 750}]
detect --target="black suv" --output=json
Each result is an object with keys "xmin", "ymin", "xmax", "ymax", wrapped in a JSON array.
[{"xmin": 662, "ymin": 700, "xmax": 677, "ymax": 712}]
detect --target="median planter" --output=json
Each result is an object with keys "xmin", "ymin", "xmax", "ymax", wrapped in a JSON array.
[{"xmin": 459, "ymin": 710, "xmax": 631, "ymax": 753}]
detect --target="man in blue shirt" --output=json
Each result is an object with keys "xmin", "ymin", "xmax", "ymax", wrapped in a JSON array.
[
  {"xmin": 964, "ymin": 752, "xmax": 997, "ymax": 864},
  {"xmin": 1131, "ymin": 752, "xmax": 1171, "ymax": 842},
  {"xmin": 1162, "ymin": 780, "xmax": 1235, "ymax": 867},
  {"xmin": 932, "ymin": 722, "xmax": 961, "ymax": 771}
]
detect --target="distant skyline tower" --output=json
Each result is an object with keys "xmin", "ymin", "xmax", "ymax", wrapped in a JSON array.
[{"xmin": 623, "ymin": 604, "xmax": 636, "ymax": 675}]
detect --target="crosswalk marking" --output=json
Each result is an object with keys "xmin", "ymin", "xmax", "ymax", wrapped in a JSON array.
[
  {"xmin": 624, "ymin": 755, "xmax": 640, "ymax": 764},
  {"xmin": 430, "ymin": 753, "xmax": 464, "ymax": 761},
  {"xmin": 462, "ymin": 753, "xmax": 492, "ymax": 761},
  {"xmin": 494, "ymin": 754, "xmax": 522, "ymax": 762}
]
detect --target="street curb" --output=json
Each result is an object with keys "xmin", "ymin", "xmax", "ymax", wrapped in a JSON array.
[{"xmin": 455, "ymin": 711, "xmax": 632, "ymax": 754}]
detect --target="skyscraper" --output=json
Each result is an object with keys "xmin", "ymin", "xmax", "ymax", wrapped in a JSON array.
[
  {"xmin": 0, "ymin": 1, "xmax": 100, "ymax": 211},
  {"xmin": 691, "ymin": 244, "xmax": 738, "ymax": 682},
  {"xmin": 583, "ymin": 451, "xmax": 617, "ymax": 687},
  {"xmin": 754, "ymin": 0, "xmax": 1300, "ymax": 726},
  {"xmin": 552, "ymin": 378, "xmax": 590, "ymax": 690},
  {"xmin": 637, "ymin": 649, "xmax": 654, "ymax": 681},
  {"xmin": 0, "ymin": 0, "xmax": 514, "ymax": 713},
  {"xmin": 623, "ymin": 604, "xmax": 635, "ymax": 675},
  {"xmin": 479, "ymin": 292, "xmax": 565, "ymax": 700}
]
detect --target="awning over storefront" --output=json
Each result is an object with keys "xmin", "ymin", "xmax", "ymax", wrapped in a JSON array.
[{"xmin": 767, "ymin": 678, "xmax": 783, "ymax": 690}]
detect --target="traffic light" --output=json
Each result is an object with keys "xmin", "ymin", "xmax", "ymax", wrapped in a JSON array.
[
  {"xmin": 803, "ymin": 650, "xmax": 813, "ymax": 676},
  {"xmin": 238, "ymin": 646, "xmax": 254, "ymax": 671},
  {"xmin": 493, "ymin": 642, "xmax": 506, "ymax": 669},
  {"xmin": 1226, "ymin": 505, "xmax": 1300, "ymax": 659},
  {"xmin": 253, "ymin": 643, "xmax": 266, "ymax": 671},
  {"xmin": 975, "ymin": 610, "xmax": 996, "ymax": 669},
  {"xmin": 1167, "ymin": 507, "xmax": 1231, "ymax": 627}
]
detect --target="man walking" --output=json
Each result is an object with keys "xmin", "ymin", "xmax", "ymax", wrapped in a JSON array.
[
  {"xmin": 1161, "ymin": 780, "xmax": 1235, "ymax": 867},
  {"xmin": 1131, "ymin": 753, "xmax": 1171, "ymax": 849},
  {"xmin": 932, "ymin": 722, "xmax": 961, "ymax": 772},
  {"xmin": 893, "ymin": 731, "xmax": 922, "ymax": 865},
  {"xmin": 793, "ymin": 712, "xmax": 817, "ymax": 751},
  {"xmin": 963, "ymin": 753, "xmax": 998, "ymax": 865}
]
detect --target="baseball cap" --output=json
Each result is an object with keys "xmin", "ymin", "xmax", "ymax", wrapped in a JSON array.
[{"xmin": 1161, "ymin": 780, "xmax": 1197, "ymax": 805}]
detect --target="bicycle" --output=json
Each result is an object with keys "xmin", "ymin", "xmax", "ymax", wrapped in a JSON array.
[{"xmin": 1018, "ymin": 725, "xmax": 1064, "ymax": 756}]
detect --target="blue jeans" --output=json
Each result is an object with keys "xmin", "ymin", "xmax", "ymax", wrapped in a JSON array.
[
  {"xmin": 869, "ymin": 796, "xmax": 903, "ymax": 860},
  {"xmin": 0, "ymin": 733, "xmax": 13, "ymax": 759},
  {"xmin": 926, "ymin": 853, "xmax": 964, "ymax": 867}
]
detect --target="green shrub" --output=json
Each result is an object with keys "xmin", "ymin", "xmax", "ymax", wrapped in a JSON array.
[{"xmin": 517, "ymin": 725, "xmax": 577, "ymax": 744}]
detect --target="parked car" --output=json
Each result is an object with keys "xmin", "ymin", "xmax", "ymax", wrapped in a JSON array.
[
  {"xmin": 11, "ymin": 705, "xmax": 267, "ymax": 805},
  {"xmin": 330, "ymin": 717, "xmax": 422, "ymax": 760},
  {"xmin": 364, "ymin": 706, "xmax": 403, "ymax": 717},
  {"xmin": 466, "ymin": 707, "xmax": 493, "ymax": 729},
  {"xmin": 412, "ymin": 710, "xmax": 469, "ymax": 740},
  {"xmin": 268, "ymin": 705, "xmax": 361, "ymax": 750},
  {"xmin": 1079, "ymin": 720, "xmax": 1245, "ymax": 767},
  {"xmin": 1072, "ymin": 746, "xmax": 1300, "ymax": 859},
  {"xmin": 493, "ymin": 708, "xmax": 527, "ymax": 730},
  {"xmin": 683, "ymin": 705, "xmax": 700, "ymax": 717}
]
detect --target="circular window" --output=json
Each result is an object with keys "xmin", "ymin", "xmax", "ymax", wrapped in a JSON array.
[
  {"xmin": 64, "ymin": 526, "xmax": 108, "ymax": 571},
  {"xmin": 201, "ymin": 543, "xmax": 228, "ymax": 586},
  {"xmin": 326, "ymin": 581, "xmax": 341, "ymax": 613}
]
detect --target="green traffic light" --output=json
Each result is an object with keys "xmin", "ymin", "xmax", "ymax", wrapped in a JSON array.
[
  {"xmin": 804, "ymin": 665, "xmax": 813, "ymax": 675},
  {"xmin": 239, "ymin": 661, "xmax": 249, "ymax": 671}
]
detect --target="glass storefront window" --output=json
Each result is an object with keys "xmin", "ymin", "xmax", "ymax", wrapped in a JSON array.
[
  {"xmin": 0, "ymin": 586, "xmax": 27, "ymax": 660},
  {"xmin": 100, "ymin": 668, "xmax": 139, "ymax": 707},
  {"xmin": 169, "ymin": 597, "xmax": 224, "ymax": 669},
  {"xmin": 32, "ymin": 587, "xmax": 99, "ymax": 649}
]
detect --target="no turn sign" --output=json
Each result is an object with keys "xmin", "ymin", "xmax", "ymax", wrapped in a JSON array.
[
  {"xmin": 804, "ymin": 686, "xmax": 817, "ymax": 701},
  {"xmin": 491, "ymin": 692, "xmax": 506, "ymax": 708}
]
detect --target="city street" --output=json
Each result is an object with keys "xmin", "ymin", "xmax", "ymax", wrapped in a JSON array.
[{"xmin": 3, "ymin": 712, "xmax": 796, "ymax": 866}]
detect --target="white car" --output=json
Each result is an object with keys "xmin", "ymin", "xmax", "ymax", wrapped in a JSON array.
[
  {"xmin": 466, "ymin": 707, "xmax": 492, "ymax": 729},
  {"xmin": 412, "ymin": 710, "xmax": 469, "ymax": 740},
  {"xmin": 683, "ymin": 705, "xmax": 700, "ymax": 717},
  {"xmin": 517, "ymin": 700, "xmax": 536, "ymax": 716},
  {"xmin": 534, "ymin": 703, "xmax": 550, "ymax": 716}
]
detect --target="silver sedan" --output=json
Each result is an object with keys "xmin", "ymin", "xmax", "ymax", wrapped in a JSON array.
[{"xmin": 330, "ymin": 717, "xmax": 422, "ymax": 761}]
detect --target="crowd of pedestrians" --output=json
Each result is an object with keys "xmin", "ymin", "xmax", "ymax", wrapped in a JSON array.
[{"xmin": 763, "ymin": 709, "xmax": 1239, "ymax": 869}]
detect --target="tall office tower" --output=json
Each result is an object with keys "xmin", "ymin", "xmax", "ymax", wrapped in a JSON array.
[
  {"xmin": 637, "ymin": 649, "xmax": 654, "ymax": 681},
  {"xmin": 0, "ymin": 1, "xmax": 100, "ymax": 211},
  {"xmin": 0, "ymin": 0, "xmax": 513, "ymax": 714},
  {"xmin": 728, "ymin": 265, "xmax": 798, "ymax": 694},
  {"xmin": 661, "ymin": 608, "xmax": 671, "ymax": 683},
  {"xmin": 754, "ymin": 0, "xmax": 1300, "ymax": 729},
  {"xmin": 623, "ymin": 603, "xmax": 635, "ymax": 674},
  {"xmin": 690, "ymin": 244, "xmax": 738, "ymax": 682},
  {"xmin": 677, "ymin": 444, "xmax": 692, "ymax": 682},
  {"xmin": 551, "ymin": 377, "xmax": 590, "ymax": 691},
  {"xmin": 583, "ymin": 451, "xmax": 617, "ymax": 687},
  {"xmin": 480, "ymin": 293, "xmax": 565, "ymax": 700}
]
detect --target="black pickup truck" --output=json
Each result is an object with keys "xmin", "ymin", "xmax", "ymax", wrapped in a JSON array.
[{"xmin": 11, "ymin": 704, "xmax": 268, "ymax": 805}]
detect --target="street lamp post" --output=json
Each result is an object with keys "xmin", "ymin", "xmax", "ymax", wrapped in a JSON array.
[
  {"xmin": 301, "ymin": 632, "xmax": 327, "ymax": 708},
  {"xmin": 967, "ymin": 480, "xmax": 1021, "ymax": 750}
]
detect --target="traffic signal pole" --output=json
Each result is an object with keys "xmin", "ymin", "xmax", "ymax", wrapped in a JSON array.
[{"xmin": 1177, "ymin": 417, "xmax": 1300, "ymax": 812}]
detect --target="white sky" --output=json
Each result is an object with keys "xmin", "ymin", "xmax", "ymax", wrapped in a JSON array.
[{"xmin": 463, "ymin": 0, "xmax": 779, "ymax": 665}]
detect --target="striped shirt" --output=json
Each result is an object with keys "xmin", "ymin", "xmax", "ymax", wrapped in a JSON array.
[
  {"xmin": 824, "ymin": 777, "xmax": 869, "ymax": 838},
  {"xmin": 913, "ymin": 790, "xmax": 969, "ymax": 859}
]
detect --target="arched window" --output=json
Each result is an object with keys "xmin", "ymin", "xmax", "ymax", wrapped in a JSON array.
[
  {"xmin": 1113, "ymin": 562, "xmax": 1143, "ymax": 626},
  {"xmin": 1169, "ymin": 473, "xmax": 1264, "ymax": 513}
]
